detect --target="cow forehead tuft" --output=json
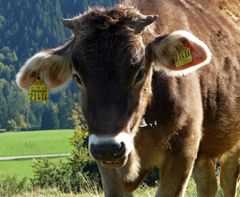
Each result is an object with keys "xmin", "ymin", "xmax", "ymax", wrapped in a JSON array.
[{"xmin": 73, "ymin": 5, "xmax": 144, "ymax": 32}]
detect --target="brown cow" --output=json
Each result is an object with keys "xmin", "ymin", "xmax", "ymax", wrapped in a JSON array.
[{"xmin": 16, "ymin": 0, "xmax": 240, "ymax": 196}]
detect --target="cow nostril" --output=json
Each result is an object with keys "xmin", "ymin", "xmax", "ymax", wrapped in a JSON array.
[
  {"xmin": 90, "ymin": 144, "xmax": 101, "ymax": 159},
  {"xmin": 120, "ymin": 142, "xmax": 126, "ymax": 152},
  {"xmin": 114, "ymin": 142, "xmax": 126, "ymax": 157}
]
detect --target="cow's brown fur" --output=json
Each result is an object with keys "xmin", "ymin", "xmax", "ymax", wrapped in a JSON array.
[
  {"xmin": 16, "ymin": 0, "xmax": 240, "ymax": 196},
  {"xmin": 73, "ymin": 1, "xmax": 240, "ymax": 195}
]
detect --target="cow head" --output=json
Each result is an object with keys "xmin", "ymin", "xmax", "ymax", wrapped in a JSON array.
[{"xmin": 16, "ymin": 5, "xmax": 211, "ymax": 169}]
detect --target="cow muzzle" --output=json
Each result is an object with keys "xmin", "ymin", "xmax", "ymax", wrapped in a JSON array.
[{"xmin": 88, "ymin": 132, "xmax": 134, "ymax": 168}]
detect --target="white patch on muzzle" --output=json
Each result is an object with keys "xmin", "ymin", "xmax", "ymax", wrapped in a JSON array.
[{"xmin": 88, "ymin": 132, "xmax": 134, "ymax": 158}]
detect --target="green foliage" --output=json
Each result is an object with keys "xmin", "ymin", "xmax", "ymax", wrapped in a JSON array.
[
  {"xmin": 0, "ymin": 79, "xmax": 30, "ymax": 130},
  {"xmin": 31, "ymin": 159, "xmax": 71, "ymax": 191},
  {"xmin": 0, "ymin": 0, "xmax": 65, "ymax": 67},
  {"xmin": 31, "ymin": 105, "xmax": 100, "ymax": 193},
  {"xmin": 58, "ymin": 91, "xmax": 75, "ymax": 129},
  {"xmin": 41, "ymin": 103, "xmax": 59, "ymax": 130},
  {"xmin": 0, "ymin": 175, "xmax": 29, "ymax": 197}
]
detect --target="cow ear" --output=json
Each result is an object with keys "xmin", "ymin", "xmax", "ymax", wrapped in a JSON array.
[
  {"xmin": 16, "ymin": 42, "xmax": 73, "ymax": 92},
  {"xmin": 150, "ymin": 30, "xmax": 212, "ymax": 76}
]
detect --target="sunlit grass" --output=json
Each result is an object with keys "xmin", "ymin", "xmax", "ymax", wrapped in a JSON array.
[
  {"xmin": 12, "ymin": 178, "xmax": 232, "ymax": 197},
  {"xmin": 0, "ymin": 157, "xmax": 67, "ymax": 179},
  {"xmin": 0, "ymin": 129, "xmax": 73, "ymax": 179},
  {"xmin": 0, "ymin": 130, "xmax": 74, "ymax": 156}
]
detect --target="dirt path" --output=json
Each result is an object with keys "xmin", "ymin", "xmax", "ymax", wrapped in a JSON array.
[{"xmin": 0, "ymin": 153, "xmax": 71, "ymax": 161}]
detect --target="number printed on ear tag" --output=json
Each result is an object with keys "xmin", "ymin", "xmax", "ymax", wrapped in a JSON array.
[
  {"xmin": 174, "ymin": 46, "xmax": 193, "ymax": 67},
  {"xmin": 28, "ymin": 79, "xmax": 48, "ymax": 102}
]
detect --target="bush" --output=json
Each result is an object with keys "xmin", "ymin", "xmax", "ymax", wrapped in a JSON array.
[
  {"xmin": 0, "ymin": 175, "xmax": 29, "ymax": 196},
  {"xmin": 31, "ymin": 105, "xmax": 101, "ymax": 193},
  {"xmin": 31, "ymin": 159, "xmax": 70, "ymax": 191}
]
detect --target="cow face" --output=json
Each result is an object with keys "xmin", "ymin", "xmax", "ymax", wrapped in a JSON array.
[{"xmin": 16, "ymin": 5, "xmax": 211, "ymax": 168}]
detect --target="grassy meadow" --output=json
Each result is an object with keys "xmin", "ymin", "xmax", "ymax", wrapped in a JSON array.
[
  {"xmin": 7, "ymin": 178, "xmax": 230, "ymax": 197},
  {"xmin": 0, "ymin": 130, "xmax": 74, "ymax": 157},
  {"xmin": 0, "ymin": 157, "xmax": 67, "ymax": 178},
  {"xmin": 0, "ymin": 130, "xmax": 73, "ymax": 178}
]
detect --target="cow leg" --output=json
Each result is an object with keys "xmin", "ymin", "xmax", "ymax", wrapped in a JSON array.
[
  {"xmin": 192, "ymin": 156, "xmax": 217, "ymax": 197},
  {"xmin": 155, "ymin": 151, "xmax": 197, "ymax": 197},
  {"xmin": 97, "ymin": 163, "xmax": 133, "ymax": 197},
  {"xmin": 220, "ymin": 146, "xmax": 240, "ymax": 197},
  {"xmin": 122, "ymin": 170, "xmax": 148, "ymax": 192}
]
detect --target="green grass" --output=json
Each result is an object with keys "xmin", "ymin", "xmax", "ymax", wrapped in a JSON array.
[
  {"xmin": 13, "ymin": 179, "xmax": 228, "ymax": 197},
  {"xmin": 16, "ymin": 186, "xmax": 155, "ymax": 197},
  {"xmin": 0, "ymin": 130, "xmax": 73, "ymax": 179},
  {"xmin": 0, "ymin": 130, "xmax": 74, "ymax": 156},
  {"xmin": 12, "ymin": 178, "xmax": 236, "ymax": 197},
  {"xmin": 0, "ymin": 157, "xmax": 67, "ymax": 179}
]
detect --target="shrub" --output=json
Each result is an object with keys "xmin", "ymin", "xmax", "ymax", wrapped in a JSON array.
[
  {"xmin": 31, "ymin": 105, "xmax": 101, "ymax": 193},
  {"xmin": 0, "ymin": 175, "xmax": 29, "ymax": 196}
]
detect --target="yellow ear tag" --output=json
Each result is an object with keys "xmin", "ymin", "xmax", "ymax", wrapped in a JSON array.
[
  {"xmin": 174, "ymin": 46, "xmax": 192, "ymax": 67},
  {"xmin": 28, "ymin": 79, "xmax": 48, "ymax": 102}
]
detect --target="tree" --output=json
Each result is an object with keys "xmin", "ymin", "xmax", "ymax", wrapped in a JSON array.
[
  {"xmin": 41, "ymin": 103, "xmax": 59, "ymax": 130},
  {"xmin": 58, "ymin": 91, "xmax": 74, "ymax": 129},
  {"xmin": 0, "ymin": 0, "xmax": 117, "ymax": 131}
]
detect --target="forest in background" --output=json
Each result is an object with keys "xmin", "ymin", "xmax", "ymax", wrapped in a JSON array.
[{"xmin": 0, "ymin": 0, "xmax": 117, "ymax": 131}]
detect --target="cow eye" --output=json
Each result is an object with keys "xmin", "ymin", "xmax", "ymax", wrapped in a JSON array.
[
  {"xmin": 135, "ymin": 68, "xmax": 145, "ymax": 84},
  {"xmin": 73, "ymin": 74, "xmax": 83, "ymax": 86}
]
